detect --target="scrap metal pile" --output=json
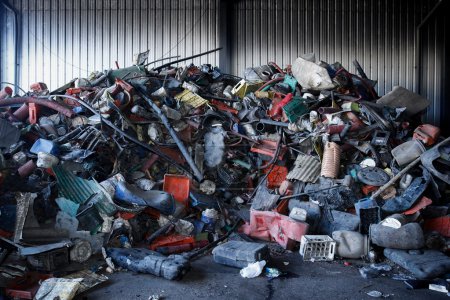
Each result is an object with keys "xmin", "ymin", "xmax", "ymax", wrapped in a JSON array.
[{"xmin": 0, "ymin": 50, "xmax": 449, "ymax": 298}]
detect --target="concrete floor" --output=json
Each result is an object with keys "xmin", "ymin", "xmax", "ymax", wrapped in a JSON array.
[{"xmin": 82, "ymin": 251, "xmax": 448, "ymax": 300}]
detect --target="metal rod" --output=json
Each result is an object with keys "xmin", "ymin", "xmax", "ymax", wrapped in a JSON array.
[
  {"xmin": 280, "ymin": 185, "xmax": 342, "ymax": 200},
  {"xmin": 153, "ymin": 47, "xmax": 222, "ymax": 71},
  {"xmin": 144, "ymin": 55, "xmax": 181, "ymax": 67},
  {"xmin": 134, "ymin": 87, "xmax": 204, "ymax": 182}
]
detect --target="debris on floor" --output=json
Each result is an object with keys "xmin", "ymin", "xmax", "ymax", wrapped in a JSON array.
[{"xmin": 0, "ymin": 50, "xmax": 449, "ymax": 299}]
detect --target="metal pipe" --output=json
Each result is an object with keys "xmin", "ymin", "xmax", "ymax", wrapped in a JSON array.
[
  {"xmin": 153, "ymin": 48, "xmax": 222, "ymax": 71},
  {"xmin": 134, "ymin": 87, "xmax": 203, "ymax": 182},
  {"xmin": 144, "ymin": 55, "xmax": 181, "ymax": 67},
  {"xmin": 255, "ymin": 122, "xmax": 265, "ymax": 132},
  {"xmin": 318, "ymin": 107, "xmax": 341, "ymax": 114},
  {"xmin": 258, "ymin": 119, "xmax": 289, "ymax": 127},
  {"xmin": 279, "ymin": 185, "xmax": 342, "ymax": 200},
  {"xmin": 0, "ymin": 97, "xmax": 74, "ymax": 117}
]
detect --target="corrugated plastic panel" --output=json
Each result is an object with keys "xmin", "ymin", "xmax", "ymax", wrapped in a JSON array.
[
  {"xmin": 286, "ymin": 154, "xmax": 321, "ymax": 183},
  {"xmin": 0, "ymin": 0, "xmax": 219, "ymax": 91}
]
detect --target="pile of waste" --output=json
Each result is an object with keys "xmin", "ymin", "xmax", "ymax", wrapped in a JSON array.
[{"xmin": 0, "ymin": 49, "xmax": 449, "ymax": 298}]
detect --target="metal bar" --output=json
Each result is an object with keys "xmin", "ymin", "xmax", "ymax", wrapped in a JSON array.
[
  {"xmin": 134, "ymin": 86, "xmax": 204, "ymax": 182},
  {"xmin": 153, "ymin": 47, "xmax": 222, "ymax": 71}
]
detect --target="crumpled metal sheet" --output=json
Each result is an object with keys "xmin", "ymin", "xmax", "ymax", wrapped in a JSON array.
[
  {"xmin": 19, "ymin": 241, "xmax": 72, "ymax": 256},
  {"xmin": 286, "ymin": 154, "xmax": 321, "ymax": 183},
  {"xmin": 63, "ymin": 270, "xmax": 108, "ymax": 295},
  {"xmin": 174, "ymin": 89, "xmax": 208, "ymax": 108},
  {"xmin": 35, "ymin": 277, "xmax": 83, "ymax": 300},
  {"xmin": 14, "ymin": 193, "xmax": 38, "ymax": 243},
  {"xmin": 250, "ymin": 181, "xmax": 280, "ymax": 211}
]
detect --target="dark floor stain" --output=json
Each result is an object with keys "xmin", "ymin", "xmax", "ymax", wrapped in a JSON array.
[{"xmin": 266, "ymin": 281, "xmax": 274, "ymax": 300}]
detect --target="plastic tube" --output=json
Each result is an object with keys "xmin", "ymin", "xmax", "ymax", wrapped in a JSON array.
[{"xmin": 321, "ymin": 142, "xmax": 341, "ymax": 178}]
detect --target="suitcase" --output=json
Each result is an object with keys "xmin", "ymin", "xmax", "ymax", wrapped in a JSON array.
[{"xmin": 212, "ymin": 241, "xmax": 269, "ymax": 268}]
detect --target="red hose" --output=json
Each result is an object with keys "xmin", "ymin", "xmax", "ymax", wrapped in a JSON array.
[
  {"xmin": 268, "ymin": 61, "xmax": 284, "ymax": 74},
  {"xmin": 256, "ymin": 77, "xmax": 284, "ymax": 92}
]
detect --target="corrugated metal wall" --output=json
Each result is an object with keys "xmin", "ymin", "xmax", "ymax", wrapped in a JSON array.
[
  {"xmin": 419, "ymin": 0, "xmax": 448, "ymax": 131},
  {"xmin": 0, "ymin": 2, "xmax": 16, "ymax": 86},
  {"xmin": 1, "ymin": 0, "xmax": 219, "ymax": 90}
]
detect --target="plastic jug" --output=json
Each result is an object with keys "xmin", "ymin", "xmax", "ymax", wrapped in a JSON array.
[{"xmin": 391, "ymin": 140, "xmax": 425, "ymax": 166}]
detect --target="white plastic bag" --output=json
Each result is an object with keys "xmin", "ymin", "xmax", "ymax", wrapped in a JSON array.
[{"xmin": 240, "ymin": 260, "xmax": 266, "ymax": 278}]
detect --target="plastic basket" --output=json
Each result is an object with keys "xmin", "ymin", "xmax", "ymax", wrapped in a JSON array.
[{"xmin": 299, "ymin": 235, "xmax": 336, "ymax": 261}]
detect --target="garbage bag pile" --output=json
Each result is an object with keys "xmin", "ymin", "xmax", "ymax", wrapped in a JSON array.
[{"xmin": 0, "ymin": 51, "xmax": 449, "ymax": 298}]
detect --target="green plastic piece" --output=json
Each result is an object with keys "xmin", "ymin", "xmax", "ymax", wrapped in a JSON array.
[
  {"xmin": 283, "ymin": 75, "xmax": 298, "ymax": 92},
  {"xmin": 107, "ymin": 65, "xmax": 147, "ymax": 81},
  {"xmin": 282, "ymin": 97, "xmax": 308, "ymax": 123}
]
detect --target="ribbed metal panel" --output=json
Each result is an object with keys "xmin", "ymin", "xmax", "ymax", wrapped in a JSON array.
[
  {"xmin": 286, "ymin": 154, "xmax": 321, "ymax": 183},
  {"xmin": 1, "ymin": 0, "xmax": 219, "ymax": 90},
  {"xmin": 419, "ymin": 0, "xmax": 448, "ymax": 129},
  {"xmin": 0, "ymin": 3, "xmax": 15, "ymax": 86}
]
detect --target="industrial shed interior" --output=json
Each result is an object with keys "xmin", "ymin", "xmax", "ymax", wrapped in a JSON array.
[{"xmin": 0, "ymin": 0, "xmax": 449, "ymax": 299}]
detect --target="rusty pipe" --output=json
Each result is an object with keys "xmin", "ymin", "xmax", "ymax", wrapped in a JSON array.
[{"xmin": 0, "ymin": 97, "xmax": 74, "ymax": 118}]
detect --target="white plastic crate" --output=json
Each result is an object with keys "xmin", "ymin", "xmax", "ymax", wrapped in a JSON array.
[{"xmin": 299, "ymin": 235, "xmax": 336, "ymax": 261}]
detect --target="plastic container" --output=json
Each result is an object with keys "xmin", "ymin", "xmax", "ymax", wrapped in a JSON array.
[
  {"xmin": 391, "ymin": 140, "xmax": 425, "ymax": 166},
  {"xmin": 332, "ymin": 230, "xmax": 369, "ymax": 259},
  {"xmin": 370, "ymin": 223, "xmax": 424, "ymax": 250},
  {"xmin": 30, "ymin": 138, "xmax": 59, "ymax": 155},
  {"xmin": 163, "ymin": 174, "xmax": 190, "ymax": 206},
  {"xmin": 317, "ymin": 210, "xmax": 360, "ymax": 235},
  {"xmin": 299, "ymin": 235, "xmax": 336, "ymax": 261},
  {"xmin": 289, "ymin": 207, "xmax": 307, "ymax": 222},
  {"xmin": 212, "ymin": 241, "xmax": 270, "ymax": 268}
]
